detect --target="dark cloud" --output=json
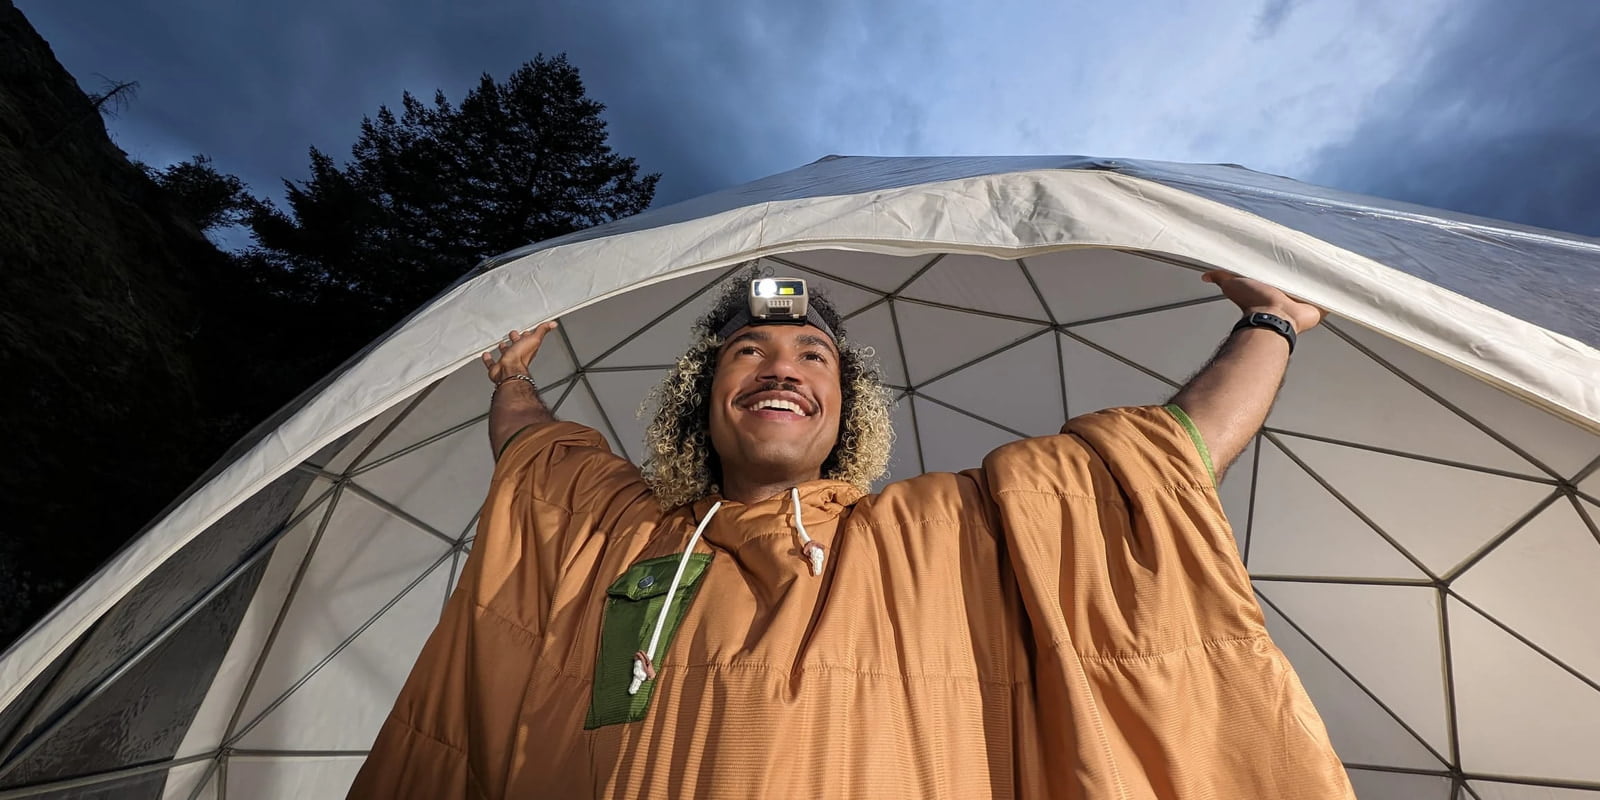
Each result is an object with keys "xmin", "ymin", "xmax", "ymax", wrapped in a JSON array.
[
  {"xmin": 24, "ymin": 0, "xmax": 1600, "ymax": 246},
  {"xmin": 1310, "ymin": 0, "xmax": 1600, "ymax": 238},
  {"xmin": 17, "ymin": 0, "xmax": 923, "ymax": 208},
  {"xmin": 1253, "ymin": 0, "xmax": 1303, "ymax": 39}
]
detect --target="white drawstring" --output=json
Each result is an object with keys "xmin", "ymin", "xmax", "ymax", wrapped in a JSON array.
[
  {"xmin": 630, "ymin": 501, "xmax": 722, "ymax": 696},
  {"xmin": 792, "ymin": 487, "xmax": 826, "ymax": 577},
  {"xmin": 628, "ymin": 489, "xmax": 827, "ymax": 696}
]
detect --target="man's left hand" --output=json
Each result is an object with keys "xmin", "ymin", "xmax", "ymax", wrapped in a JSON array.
[{"xmin": 1202, "ymin": 271, "xmax": 1325, "ymax": 334}]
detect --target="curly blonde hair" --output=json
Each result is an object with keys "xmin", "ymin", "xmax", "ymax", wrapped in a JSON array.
[{"xmin": 641, "ymin": 268, "xmax": 894, "ymax": 508}]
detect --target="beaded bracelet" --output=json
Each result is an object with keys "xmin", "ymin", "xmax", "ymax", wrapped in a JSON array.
[{"xmin": 493, "ymin": 374, "xmax": 538, "ymax": 393}]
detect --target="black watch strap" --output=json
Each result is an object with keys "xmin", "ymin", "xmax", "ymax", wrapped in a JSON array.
[{"xmin": 1231, "ymin": 312, "xmax": 1297, "ymax": 353}]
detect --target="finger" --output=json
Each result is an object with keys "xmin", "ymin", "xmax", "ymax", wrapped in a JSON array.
[
  {"xmin": 511, "ymin": 320, "xmax": 558, "ymax": 354},
  {"xmin": 493, "ymin": 321, "xmax": 560, "ymax": 372},
  {"xmin": 1201, "ymin": 270, "xmax": 1233, "ymax": 284}
]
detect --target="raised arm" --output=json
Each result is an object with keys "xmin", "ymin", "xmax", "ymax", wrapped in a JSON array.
[
  {"xmin": 482, "ymin": 321, "xmax": 561, "ymax": 457},
  {"xmin": 1168, "ymin": 272, "xmax": 1325, "ymax": 482}
]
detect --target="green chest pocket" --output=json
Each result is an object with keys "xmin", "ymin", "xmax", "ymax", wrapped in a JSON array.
[{"xmin": 585, "ymin": 552, "xmax": 714, "ymax": 729}]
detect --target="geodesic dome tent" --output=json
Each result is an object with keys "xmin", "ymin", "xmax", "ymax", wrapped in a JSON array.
[{"xmin": 1, "ymin": 156, "xmax": 1598, "ymax": 800}]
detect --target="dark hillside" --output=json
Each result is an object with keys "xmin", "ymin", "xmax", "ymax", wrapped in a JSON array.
[{"xmin": 0, "ymin": 0, "xmax": 271, "ymax": 647}]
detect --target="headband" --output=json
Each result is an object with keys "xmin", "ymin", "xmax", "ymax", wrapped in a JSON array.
[{"xmin": 714, "ymin": 308, "xmax": 838, "ymax": 343}]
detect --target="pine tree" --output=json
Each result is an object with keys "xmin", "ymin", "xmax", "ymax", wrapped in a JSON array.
[
  {"xmin": 248, "ymin": 54, "xmax": 658, "ymax": 320},
  {"xmin": 144, "ymin": 154, "xmax": 256, "ymax": 234}
]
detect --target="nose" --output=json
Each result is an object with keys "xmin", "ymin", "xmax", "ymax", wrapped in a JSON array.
[{"xmin": 756, "ymin": 348, "xmax": 804, "ymax": 385}]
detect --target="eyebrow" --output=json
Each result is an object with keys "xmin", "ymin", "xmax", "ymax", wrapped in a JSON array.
[
  {"xmin": 723, "ymin": 329, "xmax": 771, "ymax": 350},
  {"xmin": 723, "ymin": 329, "xmax": 839, "ymax": 358},
  {"xmin": 796, "ymin": 333, "xmax": 839, "ymax": 357}
]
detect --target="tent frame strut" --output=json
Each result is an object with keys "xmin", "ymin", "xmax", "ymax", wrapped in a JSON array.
[
  {"xmin": 0, "ymin": 484, "xmax": 339, "ymax": 782},
  {"xmin": 7, "ymin": 245, "xmax": 1599, "ymax": 794}
]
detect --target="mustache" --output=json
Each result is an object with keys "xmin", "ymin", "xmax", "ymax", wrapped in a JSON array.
[
  {"xmin": 736, "ymin": 379, "xmax": 812, "ymax": 409},
  {"xmin": 738, "ymin": 381, "xmax": 807, "ymax": 404}
]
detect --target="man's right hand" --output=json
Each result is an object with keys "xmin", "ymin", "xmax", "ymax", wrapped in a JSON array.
[
  {"xmin": 483, "ymin": 321, "xmax": 560, "ymax": 385},
  {"xmin": 484, "ymin": 321, "xmax": 560, "ymax": 456}
]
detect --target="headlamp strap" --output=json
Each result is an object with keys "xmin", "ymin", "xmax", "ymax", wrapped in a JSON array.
[{"xmin": 715, "ymin": 309, "xmax": 837, "ymax": 342}]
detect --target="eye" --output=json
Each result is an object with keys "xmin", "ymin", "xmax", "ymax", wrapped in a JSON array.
[
  {"xmin": 737, "ymin": 345, "xmax": 760, "ymax": 356},
  {"xmin": 802, "ymin": 351, "xmax": 828, "ymax": 363}
]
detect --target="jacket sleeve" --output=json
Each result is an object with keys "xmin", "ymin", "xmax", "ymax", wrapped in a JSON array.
[
  {"xmin": 348, "ymin": 421, "xmax": 648, "ymax": 799},
  {"xmin": 980, "ymin": 406, "xmax": 1353, "ymax": 799},
  {"xmin": 470, "ymin": 421, "xmax": 649, "ymax": 636},
  {"xmin": 982, "ymin": 405, "xmax": 1253, "ymax": 655}
]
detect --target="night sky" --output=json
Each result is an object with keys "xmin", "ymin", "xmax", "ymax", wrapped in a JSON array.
[{"xmin": 18, "ymin": 0, "xmax": 1600, "ymax": 236}]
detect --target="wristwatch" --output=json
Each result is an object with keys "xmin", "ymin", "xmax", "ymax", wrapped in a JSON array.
[{"xmin": 1231, "ymin": 311, "xmax": 1297, "ymax": 353}]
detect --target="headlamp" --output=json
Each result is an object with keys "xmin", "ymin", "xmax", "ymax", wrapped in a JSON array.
[
  {"xmin": 714, "ymin": 276, "xmax": 837, "ymax": 342},
  {"xmin": 748, "ymin": 278, "xmax": 808, "ymax": 320}
]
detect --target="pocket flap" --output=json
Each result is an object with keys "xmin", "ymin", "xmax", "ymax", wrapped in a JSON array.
[{"xmin": 605, "ymin": 553, "xmax": 712, "ymax": 601}]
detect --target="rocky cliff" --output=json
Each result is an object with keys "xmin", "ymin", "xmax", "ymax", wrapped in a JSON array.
[{"xmin": 0, "ymin": 0, "xmax": 241, "ymax": 647}]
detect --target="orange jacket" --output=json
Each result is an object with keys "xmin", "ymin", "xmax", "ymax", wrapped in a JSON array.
[{"xmin": 350, "ymin": 406, "xmax": 1352, "ymax": 799}]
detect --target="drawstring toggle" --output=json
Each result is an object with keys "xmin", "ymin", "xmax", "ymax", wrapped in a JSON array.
[
  {"xmin": 792, "ymin": 487, "xmax": 827, "ymax": 577},
  {"xmin": 627, "ymin": 501, "xmax": 723, "ymax": 696}
]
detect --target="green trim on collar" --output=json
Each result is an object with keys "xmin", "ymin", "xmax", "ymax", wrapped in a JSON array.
[
  {"xmin": 585, "ymin": 553, "xmax": 715, "ymax": 729},
  {"xmin": 1163, "ymin": 404, "xmax": 1217, "ymax": 485}
]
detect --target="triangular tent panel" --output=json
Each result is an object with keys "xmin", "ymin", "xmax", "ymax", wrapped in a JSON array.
[
  {"xmin": 1246, "ymin": 439, "xmax": 1431, "ymax": 580},
  {"xmin": 352, "ymin": 420, "xmax": 491, "ymax": 538},
  {"xmin": 881, "ymin": 392, "xmax": 924, "ymax": 488},
  {"xmin": 838, "ymin": 301, "xmax": 907, "ymax": 387},
  {"xmin": 1255, "ymin": 581, "xmax": 1451, "ymax": 755},
  {"xmin": 1068, "ymin": 296, "xmax": 1238, "ymax": 385},
  {"xmin": 559, "ymin": 269, "xmax": 717, "ymax": 366},
  {"xmin": 1331, "ymin": 321, "xmax": 1600, "ymax": 478},
  {"xmin": 1343, "ymin": 768, "xmax": 1454, "ymax": 800},
  {"xmin": 170, "ymin": 492, "xmax": 332, "ymax": 763},
  {"xmin": 3, "ymin": 156, "xmax": 1598, "ymax": 798},
  {"xmin": 1449, "ymin": 596, "xmax": 1600, "ymax": 782},
  {"xmin": 893, "ymin": 300, "xmax": 1046, "ymax": 386},
  {"xmin": 1024, "ymin": 248, "xmax": 1216, "ymax": 325},
  {"xmin": 223, "ymin": 755, "xmax": 367, "ymax": 800},
  {"xmin": 782, "ymin": 248, "xmax": 926, "ymax": 294},
  {"xmin": 587, "ymin": 368, "xmax": 671, "ymax": 465},
  {"xmin": 1258, "ymin": 601, "xmax": 1443, "ymax": 769},
  {"xmin": 550, "ymin": 379, "xmax": 624, "ymax": 457},
  {"xmin": 899, "ymin": 253, "xmax": 1051, "ymax": 320},
  {"xmin": 919, "ymin": 330, "xmax": 1063, "ymax": 438},
  {"xmin": 1447, "ymin": 499, "xmax": 1600, "ymax": 684},
  {"xmin": 1057, "ymin": 332, "xmax": 1175, "ymax": 417},
  {"xmin": 1471, "ymin": 781, "xmax": 1600, "ymax": 800},
  {"xmin": 779, "ymin": 262, "xmax": 882, "ymax": 317},
  {"xmin": 161, "ymin": 760, "xmax": 216, "ymax": 800},
  {"xmin": 909, "ymin": 395, "xmax": 1022, "ymax": 475},
  {"xmin": 1273, "ymin": 432, "xmax": 1554, "ymax": 575},
  {"xmin": 232, "ymin": 562, "xmax": 452, "ymax": 752}
]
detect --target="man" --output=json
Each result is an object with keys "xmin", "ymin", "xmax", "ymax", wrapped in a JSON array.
[{"xmin": 350, "ymin": 267, "xmax": 1354, "ymax": 799}]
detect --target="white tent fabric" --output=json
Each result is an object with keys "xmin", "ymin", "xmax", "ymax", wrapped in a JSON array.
[{"xmin": 1, "ymin": 156, "xmax": 1598, "ymax": 799}]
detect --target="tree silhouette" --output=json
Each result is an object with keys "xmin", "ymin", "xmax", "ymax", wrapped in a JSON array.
[
  {"xmin": 1, "ymin": 50, "xmax": 659, "ymax": 649},
  {"xmin": 247, "ymin": 54, "xmax": 658, "ymax": 320},
  {"xmin": 145, "ymin": 154, "xmax": 256, "ymax": 234}
]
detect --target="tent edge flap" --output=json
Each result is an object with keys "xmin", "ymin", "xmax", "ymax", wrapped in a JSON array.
[{"xmin": 3, "ymin": 162, "xmax": 1596, "ymax": 712}]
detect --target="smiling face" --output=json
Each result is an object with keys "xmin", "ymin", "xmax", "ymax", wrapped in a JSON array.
[{"xmin": 708, "ymin": 323, "xmax": 844, "ymax": 490}]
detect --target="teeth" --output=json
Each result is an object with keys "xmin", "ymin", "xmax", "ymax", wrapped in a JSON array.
[{"xmin": 750, "ymin": 398, "xmax": 806, "ymax": 415}]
